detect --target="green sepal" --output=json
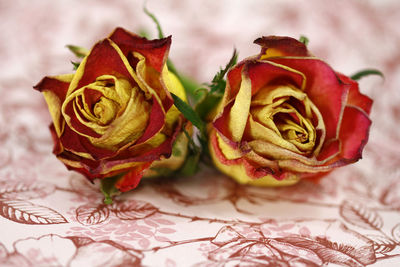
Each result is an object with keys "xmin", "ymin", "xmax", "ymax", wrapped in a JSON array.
[
  {"xmin": 100, "ymin": 174, "xmax": 123, "ymax": 205},
  {"xmin": 71, "ymin": 61, "xmax": 80, "ymax": 70},
  {"xmin": 209, "ymin": 49, "xmax": 238, "ymax": 94},
  {"xmin": 66, "ymin": 45, "xmax": 89, "ymax": 58},
  {"xmin": 299, "ymin": 35, "xmax": 309, "ymax": 46},
  {"xmin": 350, "ymin": 69, "xmax": 384, "ymax": 81},
  {"xmin": 194, "ymin": 49, "xmax": 238, "ymax": 120}
]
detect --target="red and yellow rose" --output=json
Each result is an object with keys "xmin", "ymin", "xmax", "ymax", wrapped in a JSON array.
[
  {"xmin": 34, "ymin": 27, "xmax": 189, "ymax": 192},
  {"xmin": 209, "ymin": 36, "xmax": 372, "ymax": 186}
]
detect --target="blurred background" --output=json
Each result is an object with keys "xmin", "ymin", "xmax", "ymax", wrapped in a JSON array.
[{"xmin": 0, "ymin": 0, "xmax": 399, "ymax": 171}]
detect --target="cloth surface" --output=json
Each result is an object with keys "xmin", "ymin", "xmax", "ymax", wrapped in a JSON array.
[{"xmin": 1, "ymin": 0, "xmax": 400, "ymax": 266}]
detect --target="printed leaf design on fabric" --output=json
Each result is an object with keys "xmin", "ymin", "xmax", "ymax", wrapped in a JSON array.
[
  {"xmin": 0, "ymin": 199, "xmax": 67, "ymax": 224},
  {"xmin": 365, "ymin": 234, "xmax": 397, "ymax": 253},
  {"xmin": 0, "ymin": 180, "xmax": 66, "ymax": 225},
  {"xmin": 111, "ymin": 200, "xmax": 158, "ymax": 220},
  {"xmin": 340, "ymin": 201, "xmax": 383, "ymax": 230},
  {"xmin": 76, "ymin": 203, "xmax": 110, "ymax": 225},
  {"xmin": 379, "ymin": 180, "xmax": 400, "ymax": 209},
  {"xmin": 275, "ymin": 236, "xmax": 366, "ymax": 267},
  {"xmin": 0, "ymin": 181, "xmax": 55, "ymax": 200}
]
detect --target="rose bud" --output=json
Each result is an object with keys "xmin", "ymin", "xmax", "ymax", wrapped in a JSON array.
[
  {"xmin": 34, "ymin": 27, "xmax": 189, "ymax": 192},
  {"xmin": 208, "ymin": 36, "xmax": 372, "ymax": 186}
]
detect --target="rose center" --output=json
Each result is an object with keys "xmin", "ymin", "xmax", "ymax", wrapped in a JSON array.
[
  {"xmin": 250, "ymin": 85, "xmax": 323, "ymax": 154},
  {"xmin": 93, "ymin": 97, "xmax": 119, "ymax": 125}
]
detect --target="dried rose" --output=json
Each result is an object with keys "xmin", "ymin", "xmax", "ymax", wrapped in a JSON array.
[
  {"xmin": 34, "ymin": 27, "xmax": 189, "ymax": 192},
  {"xmin": 209, "ymin": 36, "xmax": 372, "ymax": 186}
]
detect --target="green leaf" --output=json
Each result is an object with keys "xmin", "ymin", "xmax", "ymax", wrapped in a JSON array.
[
  {"xmin": 299, "ymin": 35, "xmax": 309, "ymax": 46},
  {"xmin": 350, "ymin": 69, "xmax": 384, "ymax": 81},
  {"xmin": 143, "ymin": 5, "xmax": 164, "ymax": 39},
  {"xmin": 171, "ymin": 93, "xmax": 205, "ymax": 133},
  {"xmin": 192, "ymin": 49, "xmax": 237, "ymax": 120},
  {"xmin": 100, "ymin": 174, "xmax": 123, "ymax": 205},
  {"xmin": 66, "ymin": 45, "xmax": 89, "ymax": 58}
]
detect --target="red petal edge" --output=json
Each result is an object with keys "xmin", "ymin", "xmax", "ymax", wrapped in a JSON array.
[
  {"xmin": 254, "ymin": 36, "xmax": 310, "ymax": 58},
  {"xmin": 109, "ymin": 27, "xmax": 171, "ymax": 73}
]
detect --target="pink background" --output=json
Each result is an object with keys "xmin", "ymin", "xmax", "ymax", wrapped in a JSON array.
[{"xmin": 1, "ymin": 0, "xmax": 400, "ymax": 266}]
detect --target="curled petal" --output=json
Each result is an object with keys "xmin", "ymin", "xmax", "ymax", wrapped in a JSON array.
[
  {"xmin": 60, "ymin": 124, "xmax": 115, "ymax": 160},
  {"xmin": 209, "ymin": 129, "xmax": 300, "ymax": 186},
  {"xmin": 109, "ymin": 27, "xmax": 171, "ymax": 73},
  {"xmin": 227, "ymin": 72, "xmax": 252, "ymax": 142},
  {"xmin": 33, "ymin": 74, "xmax": 73, "ymax": 136},
  {"xmin": 254, "ymin": 36, "xmax": 310, "ymax": 59},
  {"xmin": 337, "ymin": 72, "xmax": 373, "ymax": 114},
  {"xmin": 337, "ymin": 105, "xmax": 372, "ymax": 161},
  {"xmin": 72, "ymin": 39, "xmax": 137, "ymax": 90},
  {"xmin": 116, "ymin": 163, "xmax": 152, "ymax": 192},
  {"xmin": 268, "ymin": 58, "xmax": 350, "ymax": 142},
  {"xmin": 135, "ymin": 95, "xmax": 165, "ymax": 144}
]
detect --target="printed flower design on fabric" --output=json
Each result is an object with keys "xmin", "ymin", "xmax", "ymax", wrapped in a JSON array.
[
  {"xmin": 196, "ymin": 220, "xmax": 376, "ymax": 266},
  {"xmin": 0, "ymin": 234, "xmax": 142, "ymax": 266}
]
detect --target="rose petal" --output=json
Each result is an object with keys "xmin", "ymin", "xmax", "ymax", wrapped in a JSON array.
[
  {"xmin": 254, "ymin": 36, "xmax": 310, "ymax": 59},
  {"xmin": 135, "ymin": 95, "xmax": 165, "ymax": 144},
  {"xmin": 109, "ymin": 27, "xmax": 171, "ymax": 73},
  {"xmin": 89, "ymin": 117, "xmax": 183, "ymax": 178},
  {"xmin": 228, "ymin": 72, "xmax": 252, "ymax": 142},
  {"xmin": 225, "ymin": 62, "xmax": 245, "ymax": 102},
  {"xmin": 33, "ymin": 74, "xmax": 73, "ymax": 102},
  {"xmin": 115, "ymin": 162, "xmax": 151, "ymax": 192},
  {"xmin": 337, "ymin": 72, "xmax": 373, "ymax": 114},
  {"xmin": 247, "ymin": 60, "xmax": 305, "ymax": 96},
  {"xmin": 338, "ymin": 105, "xmax": 371, "ymax": 161},
  {"xmin": 49, "ymin": 124, "xmax": 63, "ymax": 155},
  {"xmin": 60, "ymin": 124, "xmax": 115, "ymax": 160},
  {"xmin": 33, "ymin": 74, "xmax": 73, "ymax": 136},
  {"xmin": 209, "ymin": 130, "xmax": 299, "ymax": 185},
  {"xmin": 73, "ymin": 39, "xmax": 136, "ymax": 90},
  {"xmin": 134, "ymin": 52, "xmax": 174, "ymax": 110}
]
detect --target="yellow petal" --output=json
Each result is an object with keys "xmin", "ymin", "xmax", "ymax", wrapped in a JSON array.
[
  {"xmin": 89, "ymin": 86, "xmax": 150, "ymax": 149},
  {"xmin": 42, "ymin": 74, "xmax": 74, "ymax": 137},
  {"xmin": 209, "ymin": 130, "xmax": 299, "ymax": 186},
  {"xmin": 228, "ymin": 73, "xmax": 252, "ymax": 142},
  {"xmin": 164, "ymin": 70, "xmax": 188, "ymax": 130},
  {"xmin": 216, "ymin": 131, "xmax": 242, "ymax": 160}
]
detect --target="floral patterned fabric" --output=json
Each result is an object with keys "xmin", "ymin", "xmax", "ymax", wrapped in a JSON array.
[{"xmin": 1, "ymin": 0, "xmax": 400, "ymax": 266}]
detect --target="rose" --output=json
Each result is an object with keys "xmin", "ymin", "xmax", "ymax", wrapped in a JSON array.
[
  {"xmin": 34, "ymin": 27, "xmax": 189, "ymax": 192},
  {"xmin": 209, "ymin": 36, "xmax": 372, "ymax": 186}
]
